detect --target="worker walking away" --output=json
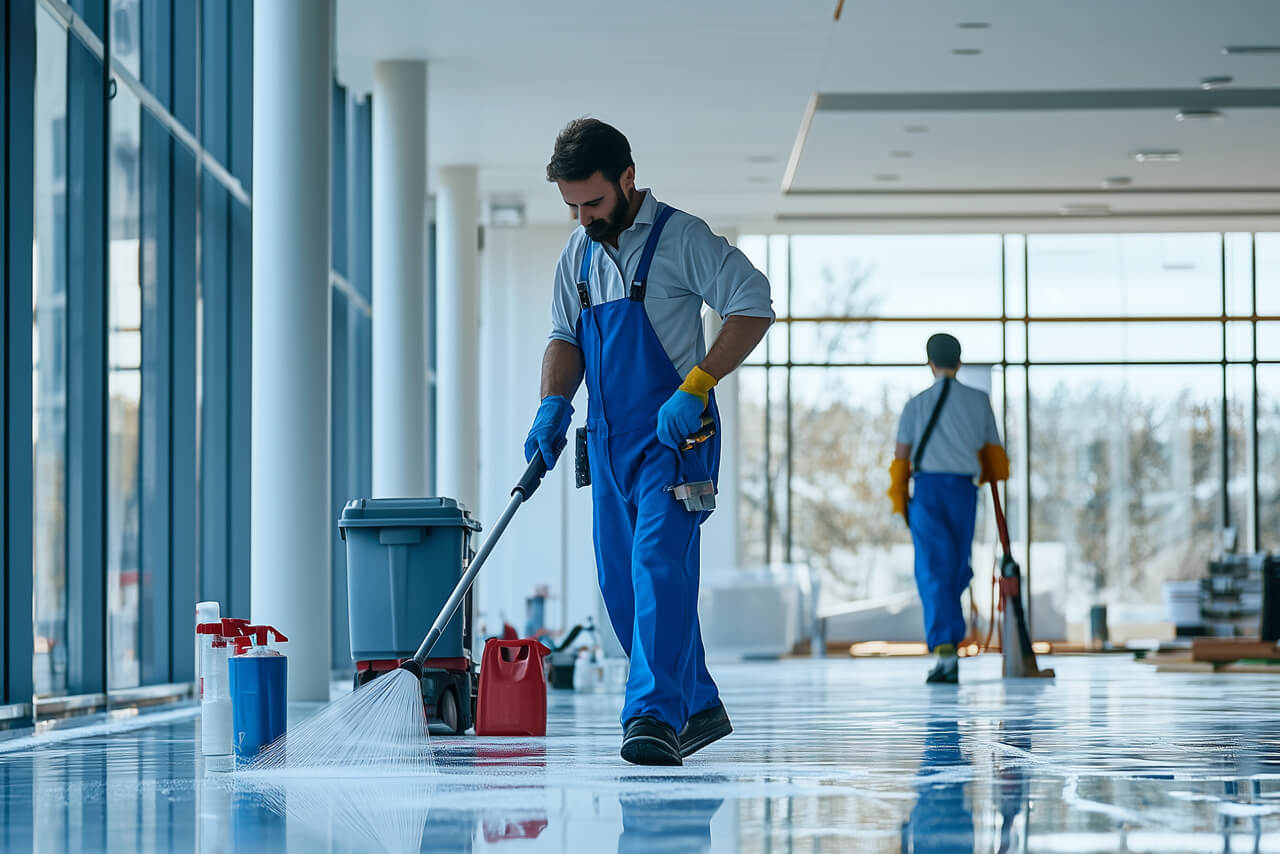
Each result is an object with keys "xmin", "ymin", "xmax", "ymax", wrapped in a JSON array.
[
  {"xmin": 887, "ymin": 334, "xmax": 1009, "ymax": 684},
  {"xmin": 525, "ymin": 119, "xmax": 773, "ymax": 764}
]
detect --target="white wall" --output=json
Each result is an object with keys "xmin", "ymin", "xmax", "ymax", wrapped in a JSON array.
[
  {"xmin": 477, "ymin": 224, "xmax": 597, "ymax": 640},
  {"xmin": 476, "ymin": 223, "xmax": 747, "ymax": 649}
]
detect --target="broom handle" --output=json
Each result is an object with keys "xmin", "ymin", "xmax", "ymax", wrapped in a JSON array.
[
  {"xmin": 989, "ymin": 480, "xmax": 1012, "ymax": 557},
  {"xmin": 411, "ymin": 441, "xmax": 563, "ymax": 667}
]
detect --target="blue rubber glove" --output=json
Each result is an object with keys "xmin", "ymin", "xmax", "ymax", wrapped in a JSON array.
[
  {"xmin": 656, "ymin": 389, "xmax": 707, "ymax": 450},
  {"xmin": 524, "ymin": 395, "xmax": 574, "ymax": 469}
]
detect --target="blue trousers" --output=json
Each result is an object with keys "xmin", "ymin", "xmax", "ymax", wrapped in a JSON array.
[
  {"xmin": 589, "ymin": 424, "xmax": 721, "ymax": 731},
  {"xmin": 909, "ymin": 474, "xmax": 978, "ymax": 651},
  {"xmin": 902, "ymin": 720, "xmax": 975, "ymax": 854}
]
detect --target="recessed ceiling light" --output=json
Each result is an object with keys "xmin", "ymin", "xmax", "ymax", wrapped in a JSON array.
[
  {"xmin": 1132, "ymin": 149, "xmax": 1182, "ymax": 162},
  {"xmin": 1222, "ymin": 45, "xmax": 1280, "ymax": 55},
  {"xmin": 1101, "ymin": 177, "xmax": 1132, "ymax": 189},
  {"xmin": 1175, "ymin": 108, "xmax": 1224, "ymax": 121},
  {"xmin": 745, "ymin": 154, "xmax": 776, "ymax": 164},
  {"xmin": 1058, "ymin": 203, "xmax": 1111, "ymax": 216},
  {"xmin": 1200, "ymin": 75, "xmax": 1233, "ymax": 90},
  {"xmin": 890, "ymin": 150, "xmax": 913, "ymax": 159},
  {"xmin": 874, "ymin": 173, "xmax": 901, "ymax": 182},
  {"xmin": 745, "ymin": 175, "xmax": 771, "ymax": 184},
  {"xmin": 905, "ymin": 125, "xmax": 929, "ymax": 134},
  {"xmin": 952, "ymin": 48, "xmax": 982, "ymax": 56},
  {"xmin": 957, "ymin": 22, "xmax": 990, "ymax": 29}
]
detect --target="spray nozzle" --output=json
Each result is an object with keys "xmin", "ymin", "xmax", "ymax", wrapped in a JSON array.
[
  {"xmin": 220, "ymin": 618, "xmax": 251, "ymax": 638},
  {"xmin": 245, "ymin": 625, "xmax": 288, "ymax": 647}
]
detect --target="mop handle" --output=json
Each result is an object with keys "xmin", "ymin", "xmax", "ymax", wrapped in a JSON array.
[
  {"xmin": 410, "ymin": 443, "xmax": 562, "ymax": 667},
  {"xmin": 989, "ymin": 480, "xmax": 1013, "ymax": 557}
]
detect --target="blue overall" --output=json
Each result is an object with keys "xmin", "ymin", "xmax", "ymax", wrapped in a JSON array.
[
  {"xmin": 909, "ymin": 474, "xmax": 977, "ymax": 650},
  {"xmin": 901, "ymin": 720, "xmax": 975, "ymax": 853},
  {"xmin": 576, "ymin": 205, "xmax": 722, "ymax": 732}
]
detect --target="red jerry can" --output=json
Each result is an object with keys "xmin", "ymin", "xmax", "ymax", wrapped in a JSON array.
[{"xmin": 475, "ymin": 639, "xmax": 548, "ymax": 736}]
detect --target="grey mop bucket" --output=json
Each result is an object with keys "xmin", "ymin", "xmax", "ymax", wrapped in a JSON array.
[{"xmin": 339, "ymin": 498, "xmax": 482, "ymax": 661}]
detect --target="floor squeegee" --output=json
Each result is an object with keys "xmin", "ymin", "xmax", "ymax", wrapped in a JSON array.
[{"xmin": 989, "ymin": 481, "xmax": 1054, "ymax": 679}]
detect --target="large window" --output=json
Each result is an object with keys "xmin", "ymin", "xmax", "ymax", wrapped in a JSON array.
[
  {"xmin": 10, "ymin": 0, "xmax": 253, "ymax": 715},
  {"xmin": 108, "ymin": 85, "xmax": 142, "ymax": 690},
  {"xmin": 33, "ymin": 5, "xmax": 69, "ymax": 698},
  {"xmin": 739, "ymin": 232, "xmax": 1279, "ymax": 639}
]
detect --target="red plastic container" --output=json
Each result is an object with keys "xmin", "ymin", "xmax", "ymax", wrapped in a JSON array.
[{"xmin": 475, "ymin": 639, "xmax": 548, "ymax": 736}]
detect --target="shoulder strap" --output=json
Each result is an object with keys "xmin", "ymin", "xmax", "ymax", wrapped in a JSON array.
[
  {"xmin": 913, "ymin": 377, "xmax": 953, "ymax": 472},
  {"xmin": 630, "ymin": 205, "xmax": 677, "ymax": 301}
]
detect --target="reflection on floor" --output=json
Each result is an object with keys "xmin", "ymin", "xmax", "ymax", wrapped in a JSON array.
[{"xmin": 3, "ymin": 655, "xmax": 1280, "ymax": 852}]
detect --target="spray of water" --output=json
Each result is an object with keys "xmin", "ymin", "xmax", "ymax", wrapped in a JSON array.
[
  {"xmin": 245, "ymin": 668, "xmax": 436, "ymax": 773},
  {"xmin": 236, "ymin": 774, "xmax": 438, "ymax": 853}
]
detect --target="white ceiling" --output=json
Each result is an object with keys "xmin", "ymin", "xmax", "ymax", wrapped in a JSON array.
[{"xmin": 335, "ymin": 1, "xmax": 1280, "ymax": 232}]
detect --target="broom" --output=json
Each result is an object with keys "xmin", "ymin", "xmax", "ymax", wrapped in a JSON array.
[{"xmin": 245, "ymin": 444, "xmax": 562, "ymax": 772}]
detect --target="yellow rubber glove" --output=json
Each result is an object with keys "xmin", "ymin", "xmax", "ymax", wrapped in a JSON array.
[
  {"xmin": 888, "ymin": 458, "xmax": 911, "ymax": 516},
  {"xmin": 678, "ymin": 365, "xmax": 718, "ymax": 405},
  {"xmin": 978, "ymin": 444, "xmax": 1010, "ymax": 484}
]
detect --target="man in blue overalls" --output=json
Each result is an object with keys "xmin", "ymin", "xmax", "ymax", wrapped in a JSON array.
[
  {"xmin": 888, "ymin": 334, "xmax": 1009, "ymax": 684},
  {"xmin": 524, "ymin": 119, "xmax": 773, "ymax": 765}
]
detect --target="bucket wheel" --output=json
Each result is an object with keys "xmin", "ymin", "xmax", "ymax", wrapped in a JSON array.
[{"xmin": 437, "ymin": 686, "xmax": 463, "ymax": 735}]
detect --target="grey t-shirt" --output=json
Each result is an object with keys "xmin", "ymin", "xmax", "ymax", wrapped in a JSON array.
[
  {"xmin": 896, "ymin": 377, "xmax": 1003, "ymax": 477},
  {"xmin": 548, "ymin": 189, "xmax": 774, "ymax": 378}
]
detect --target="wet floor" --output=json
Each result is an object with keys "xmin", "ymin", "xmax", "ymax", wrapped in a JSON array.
[{"xmin": 3, "ymin": 654, "xmax": 1280, "ymax": 852}]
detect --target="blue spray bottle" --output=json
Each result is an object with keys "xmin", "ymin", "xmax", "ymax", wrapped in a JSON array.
[{"xmin": 229, "ymin": 625, "xmax": 288, "ymax": 766}]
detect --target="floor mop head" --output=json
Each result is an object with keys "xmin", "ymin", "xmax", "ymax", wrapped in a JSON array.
[{"xmin": 245, "ymin": 667, "xmax": 435, "ymax": 774}]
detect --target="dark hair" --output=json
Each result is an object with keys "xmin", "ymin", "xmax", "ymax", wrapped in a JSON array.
[
  {"xmin": 546, "ymin": 118, "xmax": 634, "ymax": 183},
  {"xmin": 926, "ymin": 333, "xmax": 962, "ymax": 369}
]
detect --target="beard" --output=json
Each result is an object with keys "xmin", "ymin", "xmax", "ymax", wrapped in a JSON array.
[{"xmin": 584, "ymin": 182, "xmax": 631, "ymax": 242}]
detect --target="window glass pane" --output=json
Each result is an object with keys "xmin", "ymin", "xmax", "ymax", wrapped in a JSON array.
[
  {"xmin": 1225, "ymin": 233, "xmax": 1253, "ymax": 316},
  {"xmin": 1227, "ymin": 366, "xmax": 1255, "ymax": 551},
  {"xmin": 789, "ymin": 321, "xmax": 1003, "ymax": 365},
  {"xmin": 1259, "ymin": 234, "xmax": 1280, "ymax": 316},
  {"xmin": 109, "ymin": 87, "xmax": 143, "ymax": 690},
  {"xmin": 738, "ymin": 235, "xmax": 767, "ymax": 279},
  {"xmin": 1259, "ymin": 322, "xmax": 1280, "ymax": 361},
  {"xmin": 1006, "ymin": 320, "xmax": 1026, "ymax": 363},
  {"xmin": 1004, "ymin": 234, "xmax": 1026, "ymax": 318},
  {"xmin": 789, "ymin": 235, "xmax": 1003, "ymax": 318},
  {"xmin": 1028, "ymin": 366, "xmax": 1221, "ymax": 640},
  {"xmin": 768, "ymin": 236, "xmax": 789, "ymax": 318},
  {"xmin": 1028, "ymin": 321, "xmax": 1222, "ymax": 363},
  {"xmin": 111, "ymin": 0, "xmax": 142, "ymax": 77},
  {"xmin": 738, "ymin": 368, "xmax": 767, "ymax": 567},
  {"xmin": 34, "ymin": 7, "xmax": 70, "ymax": 699},
  {"xmin": 1227, "ymin": 321, "xmax": 1253, "ymax": 362},
  {"xmin": 767, "ymin": 318, "xmax": 788, "ymax": 364},
  {"xmin": 1028, "ymin": 234, "xmax": 1222, "ymax": 317},
  {"xmin": 1261, "ymin": 366, "xmax": 1280, "ymax": 551},
  {"xmin": 789, "ymin": 368, "xmax": 933, "ymax": 609},
  {"xmin": 738, "ymin": 367, "xmax": 790, "ymax": 566}
]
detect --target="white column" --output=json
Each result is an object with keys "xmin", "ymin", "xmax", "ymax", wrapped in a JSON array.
[
  {"xmin": 371, "ymin": 61, "xmax": 427, "ymax": 497},
  {"xmin": 250, "ymin": 0, "xmax": 332, "ymax": 701},
  {"xmin": 435, "ymin": 166, "xmax": 480, "ymax": 508}
]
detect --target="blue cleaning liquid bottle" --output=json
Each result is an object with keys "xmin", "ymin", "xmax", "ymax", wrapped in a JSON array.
[{"xmin": 229, "ymin": 625, "xmax": 288, "ymax": 766}]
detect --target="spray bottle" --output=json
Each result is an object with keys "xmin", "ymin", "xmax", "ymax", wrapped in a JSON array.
[
  {"xmin": 229, "ymin": 625, "xmax": 288, "ymax": 766},
  {"xmin": 198, "ymin": 617, "xmax": 247, "ymax": 760},
  {"xmin": 195, "ymin": 601, "xmax": 220, "ymax": 698}
]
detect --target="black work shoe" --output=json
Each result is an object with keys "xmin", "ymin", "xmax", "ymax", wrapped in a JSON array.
[
  {"xmin": 678, "ymin": 703, "xmax": 733, "ymax": 758},
  {"xmin": 926, "ymin": 656, "xmax": 959, "ymax": 684},
  {"xmin": 621, "ymin": 716, "xmax": 683, "ymax": 766}
]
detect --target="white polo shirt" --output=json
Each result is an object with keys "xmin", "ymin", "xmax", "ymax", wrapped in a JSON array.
[
  {"xmin": 897, "ymin": 377, "xmax": 1004, "ymax": 477},
  {"xmin": 548, "ymin": 189, "xmax": 774, "ymax": 378}
]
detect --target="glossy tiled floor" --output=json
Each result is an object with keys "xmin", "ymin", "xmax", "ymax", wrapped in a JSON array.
[{"xmin": 4, "ymin": 654, "xmax": 1280, "ymax": 852}]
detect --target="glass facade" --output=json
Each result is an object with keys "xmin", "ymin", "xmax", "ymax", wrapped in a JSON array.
[
  {"xmin": 739, "ymin": 233, "xmax": 1280, "ymax": 639},
  {"xmin": 4, "ymin": 0, "xmax": 375, "ymax": 716}
]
